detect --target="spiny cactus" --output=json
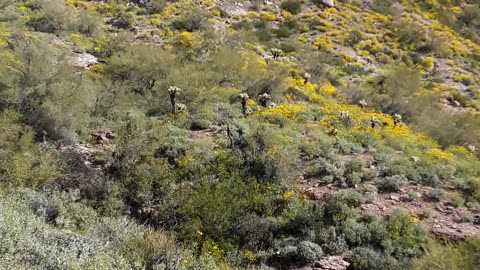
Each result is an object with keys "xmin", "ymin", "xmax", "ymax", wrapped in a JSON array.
[
  {"xmin": 393, "ymin": 113, "xmax": 402, "ymax": 126},
  {"xmin": 168, "ymin": 86, "xmax": 181, "ymax": 113},
  {"xmin": 468, "ymin": 144, "xmax": 477, "ymax": 154},
  {"xmin": 339, "ymin": 111, "xmax": 350, "ymax": 120},
  {"xmin": 411, "ymin": 156, "xmax": 420, "ymax": 164},
  {"xmin": 270, "ymin": 48, "xmax": 283, "ymax": 60},
  {"xmin": 268, "ymin": 102, "xmax": 278, "ymax": 109},
  {"xmin": 370, "ymin": 116, "xmax": 380, "ymax": 128},
  {"xmin": 175, "ymin": 103, "xmax": 187, "ymax": 113},
  {"xmin": 258, "ymin": 93, "xmax": 271, "ymax": 107},
  {"xmin": 358, "ymin": 99, "xmax": 368, "ymax": 108},
  {"xmin": 302, "ymin": 72, "xmax": 312, "ymax": 84},
  {"xmin": 328, "ymin": 127, "xmax": 338, "ymax": 136},
  {"xmin": 339, "ymin": 111, "xmax": 353, "ymax": 128},
  {"xmin": 239, "ymin": 93, "xmax": 251, "ymax": 116}
]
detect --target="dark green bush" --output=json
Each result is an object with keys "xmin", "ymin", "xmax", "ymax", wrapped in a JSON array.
[
  {"xmin": 297, "ymin": 241, "xmax": 323, "ymax": 263},
  {"xmin": 281, "ymin": 0, "xmax": 302, "ymax": 15},
  {"xmin": 385, "ymin": 210, "xmax": 428, "ymax": 257},
  {"xmin": 412, "ymin": 238, "xmax": 480, "ymax": 270},
  {"xmin": 352, "ymin": 248, "xmax": 401, "ymax": 270},
  {"xmin": 426, "ymin": 188, "xmax": 446, "ymax": 202},
  {"xmin": 376, "ymin": 175, "xmax": 407, "ymax": 193},
  {"xmin": 171, "ymin": 4, "xmax": 207, "ymax": 31}
]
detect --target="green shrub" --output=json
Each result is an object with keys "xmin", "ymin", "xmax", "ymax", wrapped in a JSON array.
[
  {"xmin": 112, "ymin": 11, "xmax": 136, "ymax": 29},
  {"xmin": 352, "ymin": 248, "xmax": 400, "ymax": 270},
  {"xmin": 171, "ymin": 4, "xmax": 207, "ymax": 31},
  {"xmin": 281, "ymin": 0, "xmax": 302, "ymax": 15},
  {"xmin": 452, "ymin": 195, "xmax": 465, "ymax": 208},
  {"xmin": 385, "ymin": 210, "xmax": 428, "ymax": 257},
  {"xmin": 427, "ymin": 189, "xmax": 446, "ymax": 202},
  {"xmin": 412, "ymin": 238, "xmax": 480, "ymax": 270},
  {"xmin": 297, "ymin": 241, "xmax": 323, "ymax": 263},
  {"xmin": 459, "ymin": 5, "xmax": 480, "ymax": 27},
  {"xmin": 321, "ymin": 193, "xmax": 357, "ymax": 225},
  {"xmin": 376, "ymin": 175, "xmax": 407, "ymax": 193},
  {"xmin": 26, "ymin": 0, "xmax": 68, "ymax": 33}
]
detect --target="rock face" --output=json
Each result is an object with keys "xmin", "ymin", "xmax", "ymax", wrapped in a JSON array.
[
  {"xmin": 316, "ymin": 255, "xmax": 350, "ymax": 270},
  {"xmin": 322, "ymin": 0, "xmax": 335, "ymax": 7},
  {"xmin": 72, "ymin": 52, "xmax": 98, "ymax": 69}
]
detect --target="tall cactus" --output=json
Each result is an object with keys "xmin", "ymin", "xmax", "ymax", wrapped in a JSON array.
[
  {"xmin": 258, "ymin": 93, "xmax": 271, "ymax": 108},
  {"xmin": 358, "ymin": 99, "xmax": 368, "ymax": 108},
  {"xmin": 370, "ymin": 116, "xmax": 380, "ymax": 128},
  {"xmin": 168, "ymin": 86, "xmax": 181, "ymax": 113},
  {"xmin": 302, "ymin": 72, "xmax": 311, "ymax": 84},
  {"xmin": 393, "ymin": 113, "xmax": 402, "ymax": 126},
  {"xmin": 240, "ymin": 93, "xmax": 251, "ymax": 116},
  {"xmin": 339, "ymin": 111, "xmax": 353, "ymax": 128},
  {"xmin": 270, "ymin": 48, "xmax": 283, "ymax": 60}
]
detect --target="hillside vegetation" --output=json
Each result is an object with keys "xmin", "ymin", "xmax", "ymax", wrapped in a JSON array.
[{"xmin": 0, "ymin": 0, "xmax": 479, "ymax": 269}]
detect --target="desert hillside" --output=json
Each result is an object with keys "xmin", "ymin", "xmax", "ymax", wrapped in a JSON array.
[{"xmin": 0, "ymin": 0, "xmax": 480, "ymax": 269}]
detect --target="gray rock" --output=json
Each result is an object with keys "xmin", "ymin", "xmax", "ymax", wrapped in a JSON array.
[
  {"xmin": 390, "ymin": 195, "xmax": 400, "ymax": 201},
  {"xmin": 72, "ymin": 52, "xmax": 98, "ymax": 69},
  {"xmin": 317, "ymin": 255, "xmax": 350, "ymax": 270},
  {"xmin": 322, "ymin": 0, "xmax": 335, "ymax": 7}
]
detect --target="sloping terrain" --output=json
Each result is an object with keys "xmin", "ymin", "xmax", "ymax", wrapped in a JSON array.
[{"xmin": 0, "ymin": 0, "xmax": 480, "ymax": 269}]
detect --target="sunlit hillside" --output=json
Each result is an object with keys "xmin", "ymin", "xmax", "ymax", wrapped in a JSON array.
[{"xmin": 0, "ymin": 0, "xmax": 479, "ymax": 269}]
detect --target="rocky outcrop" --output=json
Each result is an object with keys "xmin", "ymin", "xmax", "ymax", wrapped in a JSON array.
[
  {"xmin": 315, "ymin": 255, "xmax": 350, "ymax": 270},
  {"xmin": 72, "ymin": 52, "xmax": 98, "ymax": 69}
]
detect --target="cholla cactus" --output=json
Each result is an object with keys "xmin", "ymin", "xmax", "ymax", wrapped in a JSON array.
[
  {"xmin": 268, "ymin": 102, "xmax": 278, "ymax": 109},
  {"xmin": 262, "ymin": 53, "xmax": 274, "ymax": 64},
  {"xmin": 411, "ymin": 156, "xmax": 420, "ymax": 164},
  {"xmin": 393, "ymin": 113, "xmax": 402, "ymax": 126},
  {"xmin": 328, "ymin": 127, "xmax": 338, "ymax": 136},
  {"xmin": 258, "ymin": 93, "xmax": 271, "ymax": 107},
  {"xmin": 339, "ymin": 111, "xmax": 353, "ymax": 128},
  {"xmin": 270, "ymin": 48, "xmax": 283, "ymax": 60},
  {"xmin": 168, "ymin": 86, "xmax": 181, "ymax": 113},
  {"xmin": 467, "ymin": 144, "xmax": 477, "ymax": 154},
  {"xmin": 370, "ymin": 116, "xmax": 380, "ymax": 128},
  {"xmin": 338, "ymin": 111, "xmax": 353, "ymax": 128},
  {"xmin": 339, "ymin": 111, "xmax": 350, "ymax": 120},
  {"xmin": 358, "ymin": 99, "xmax": 368, "ymax": 108},
  {"xmin": 175, "ymin": 103, "xmax": 188, "ymax": 113},
  {"xmin": 239, "ymin": 93, "xmax": 251, "ymax": 116},
  {"xmin": 302, "ymin": 72, "xmax": 312, "ymax": 84}
]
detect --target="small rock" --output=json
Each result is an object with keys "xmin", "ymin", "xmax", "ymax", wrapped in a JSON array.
[
  {"xmin": 390, "ymin": 195, "xmax": 400, "ymax": 201},
  {"xmin": 435, "ymin": 224, "xmax": 442, "ymax": 228},
  {"xmin": 322, "ymin": 0, "xmax": 335, "ymax": 7}
]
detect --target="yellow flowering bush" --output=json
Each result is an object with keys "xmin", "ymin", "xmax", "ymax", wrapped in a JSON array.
[
  {"xmin": 260, "ymin": 12, "xmax": 277, "ymax": 21},
  {"xmin": 318, "ymin": 82, "xmax": 336, "ymax": 95},
  {"xmin": 259, "ymin": 103, "xmax": 306, "ymax": 122},
  {"xmin": 313, "ymin": 36, "xmax": 334, "ymax": 52}
]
